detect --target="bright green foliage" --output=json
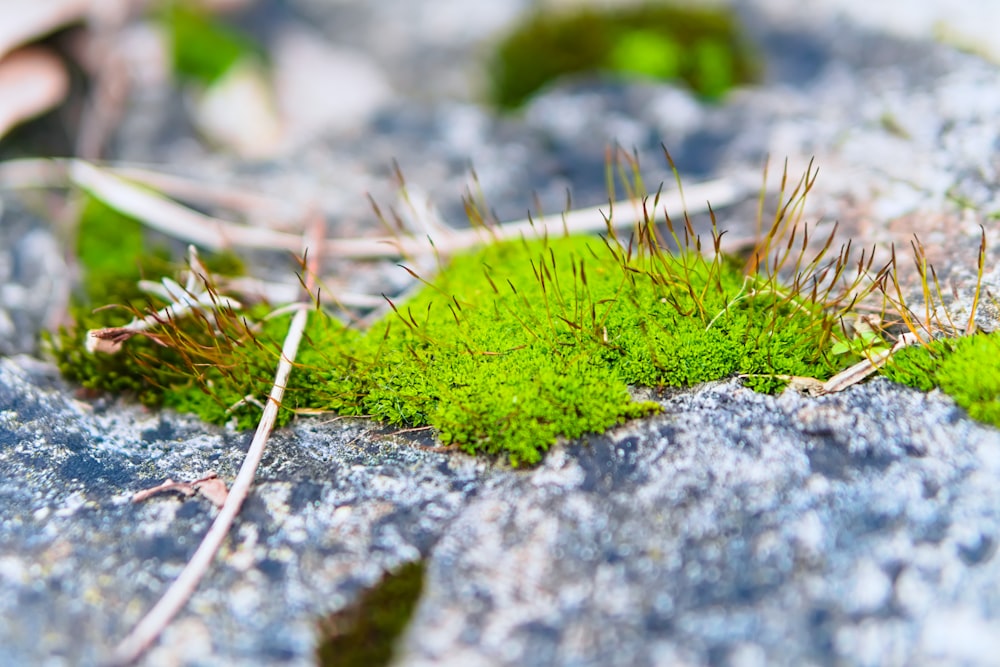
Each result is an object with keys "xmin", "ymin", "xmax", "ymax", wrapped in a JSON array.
[
  {"xmin": 489, "ymin": 4, "xmax": 759, "ymax": 109},
  {"xmin": 609, "ymin": 30, "xmax": 683, "ymax": 80},
  {"xmin": 52, "ymin": 193, "xmax": 844, "ymax": 464},
  {"xmin": 48, "ymin": 197, "xmax": 171, "ymax": 405},
  {"xmin": 883, "ymin": 333, "xmax": 1000, "ymax": 427},
  {"xmin": 315, "ymin": 560, "xmax": 425, "ymax": 667},
  {"xmin": 160, "ymin": 3, "xmax": 262, "ymax": 85},
  {"xmin": 273, "ymin": 234, "xmax": 837, "ymax": 465},
  {"xmin": 53, "ymin": 195, "xmax": 845, "ymax": 466}
]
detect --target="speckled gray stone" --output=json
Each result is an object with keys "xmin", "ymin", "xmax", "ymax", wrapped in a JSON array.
[
  {"xmin": 3, "ymin": 354, "xmax": 1000, "ymax": 666},
  {"xmin": 400, "ymin": 380, "xmax": 1000, "ymax": 667},
  {"xmin": 0, "ymin": 355, "xmax": 503, "ymax": 666}
]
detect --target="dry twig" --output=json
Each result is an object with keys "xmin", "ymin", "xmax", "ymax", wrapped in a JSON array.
[
  {"xmin": 753, "ymin": 331, "xmax": 922, "ymax": 397},
  {"xmin": 68, "ymin": 159, "xmax": 757, "ymax": 258},
  {"xmin": 108, "ymin": 212, "xmax": 324, "ymax": 666}
]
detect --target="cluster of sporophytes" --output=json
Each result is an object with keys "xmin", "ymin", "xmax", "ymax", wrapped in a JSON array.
[
  {"xmin": 489, "ymin": 3, "xmax": 759, "ymax": 109},
  {"xmin": 47, "ymin": 157, "xmax": 1000, "ymax": 465},
  {"xmin": 879, "ymin": 230, "xmax": 1000, "ymax": 428}
]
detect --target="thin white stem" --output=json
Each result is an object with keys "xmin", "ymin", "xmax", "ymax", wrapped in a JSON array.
[
  {"xmin": 108, "ymin": 305, "xmax": 309, "ymax": 665},
  {"xmin": 2, "ymin": 158, "xmax": 760, "ymax": 259},
  {"xmin": 108, "ymin": 215, "xmax": 324, "ymax": 666},
  {"xmin": 69, "ymin": 160, "xmax": 309, "ymax": 252},
  {"xmin": 819, "ymin": 331, "xmax": 920, "ymax": 394},
  {"xmin": 106, "ymin": 165, "xmax": 305, "ymax": 229}
]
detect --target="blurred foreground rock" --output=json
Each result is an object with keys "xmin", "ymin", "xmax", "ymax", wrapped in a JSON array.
[{"xmin": 2, "ymin": 355, "xmax": 1000, "ymax": 666}]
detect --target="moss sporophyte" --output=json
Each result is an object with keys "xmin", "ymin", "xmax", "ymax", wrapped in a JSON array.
[{"xmin": 48, "ymin": 163, "xmax": 1000, "ymax": 466}]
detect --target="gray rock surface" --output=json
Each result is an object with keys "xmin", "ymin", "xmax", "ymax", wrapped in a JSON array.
[
  {"xmin": 0, "ymin": 356, "xmax": 503, "ymax": 666},
  {"xmin": 3, "ymin": 355, "xmax": 1000, "ymax": 666},
  {"xmin": 2, "ymin": 1, "xmax": 1000, "ymax": 666},
  {"xmin": 401, "ymin": 381, "xmax": 1000, "ymax": 667}
]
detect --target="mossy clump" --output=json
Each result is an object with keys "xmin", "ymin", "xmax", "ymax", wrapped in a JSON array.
[
  {"xmin": 278, "ymin": 229, "xmax": 838, "ymax": 465},
  {"xmin": 159, "ymin": 2, "xmax": 263, "ymax": 85},
  {"xmin": 51, "ymin": 189, "xmax": 848, "ymax": 465},
  {"xmin": 315, "ymin": 561, "xmax": 425, "ymax": 667},
  {"xmin": 47, "ymin": 197, "xmax": 281, "ymax": 427},
  {"xmin": 52, "ymin": 165, "xmax": 855, "ymax": 466},
  {"xmin": 489, "ymin": 3, "xmax": 759, "ymax": 109},
  {"xmin": 883, "ymin": 332, "xmax": 1000, "ymax": 427}
]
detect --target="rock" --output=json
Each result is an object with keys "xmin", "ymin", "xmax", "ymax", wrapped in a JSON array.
[
  {"xmin": 0, "ymin": 201, "xmax": 69, "ymax": 356},
  {"xmin": 193, "ymin": 59, "xmax": 284, "ymax": 159},
  {"xmin": 0, "ymin": 355, "xmax": 502, "ymax": 664},
  {"xmin": 398, "ymin": 380, "xmax": 1000, "ymax": 666},
  {"xmin": 3, "ymin": 353, "xmax": 1000, "ymax": 665},
  {"xmin": 272, "ymin": 26, "xmax": 394, "ymax": 149},
  {"xmin": 4, "ymin": 0, "xmax": 1000, "ymax": 666}
]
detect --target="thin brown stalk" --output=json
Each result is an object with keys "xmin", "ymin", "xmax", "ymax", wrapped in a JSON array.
[{"xmin": 966, "ymin": 225, "xmax": 987, "ymax": 335}]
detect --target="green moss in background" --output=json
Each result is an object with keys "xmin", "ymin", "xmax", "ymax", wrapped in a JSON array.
[
  {"xmin": 277, "ymin": 233, "xmax": 838, "ymax": 465},
  {"xmin": 47, "ymin": 197, "xmax": 172, "ymax": 406},
  {"xmin": 883, "ymin": 332, "xmax": 1000, "ymax": 427},
  {"xmin": 160, "ymin": 2, "xmax": 262, "ymax": 85},
  {"xmin": 490, "ymin": 3, "xmax": 759, "ymax": 109},
  {"xmin": 315, "ymin": 561, "xmax": 425, "ymax": 667}
]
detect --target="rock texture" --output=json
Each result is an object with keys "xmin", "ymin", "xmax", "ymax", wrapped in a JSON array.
[
  {"xmin": 402, "ymin": 381, "xmax": 1000, "ymax": 667},
  {"xmin": 0, "ymin": 356, "xmax": 502, "ymax": 665},
  {"xmin": 2, "ymin": 1, "xmax": 1000, "ymax": 666}
]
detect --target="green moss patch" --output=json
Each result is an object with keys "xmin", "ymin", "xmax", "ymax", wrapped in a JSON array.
[
  {"xmin": 58, "ymin": 218, "xmax": 841, "ymax": 465},
  {"xmin": 51, "ymin": 189, "xmax": 853, "ymax": 466},
  {"xmin": 160, "ymin": 2, "xmax": 263, "ymax": 85},
  {"xmin": 315, "ymin": 561, "xmax": 425, "ymax": 667},
  {"xmin": 883, "ymin": 332, "xmax": 1000, "ymax": 427},
  {"xmin": 489, "ymin": 3, "xmax": 759, "ymax": 109},
  {"xmin": 47, "ymin": 197, "xmax": 276, "ymax": 420},
  {"xmin": 285, "ymin": 234, "xmax": 836, "ymax": 464}
]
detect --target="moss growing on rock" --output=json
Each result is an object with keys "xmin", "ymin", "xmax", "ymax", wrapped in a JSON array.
[
  {"xmin": 281, "ymin": 232, "xmax": 838, "ymax": 465},
  {"xmin": 883, "ymin": 332, "xmax": 1000, "ymax": 427},
  {"xmin": 50, "ymin": 181, "xmax": 853, "ymax": 465},
  {"xmin": 489, "ymin": 3, "xmax": 759, "ymax": 109},
  {"xmin": 48, "ymin": 197, "xmax": 276, "ymax": 424}
]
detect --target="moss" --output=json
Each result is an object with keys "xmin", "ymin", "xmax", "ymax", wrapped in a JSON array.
[
  {"xmin": 315, "ymin": 561, "xmax": 425, "ymax": 667},
  {"xmin": 160, "ymin": 2, "xmax": 262, "ymax": 85},
  {"xmin": 46, "ymin": 197, "xmax": 169, "ymax": 405},
  {"xmin": 489, "ymin": 3, "xmax": 759, "ymax": 109},
  {"xmin": 883, "ymin": 333, "xmax": 1000, "ymax": 427},
  {"xmin": 53, "ymin": 189, "xmax": 848, "ymax": 465},
  {"xmin": 262, "ymin": 234, "xmax": 835, "ymax": 465},
  {"xmin": 48, "ymin": 197, "xmax": 279, "ymax": 424}
]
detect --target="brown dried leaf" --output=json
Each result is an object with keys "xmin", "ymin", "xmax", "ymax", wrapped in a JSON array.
[
  {"xmin": 131, "ymin": 478, "xmax": 195, "ymax": 504},
  {"xmin": 131, "ymin": 473, "xmax": 226, "ymax": 507},
  {"xmin": 0, "ymin": 46, "xmax": 70, "ymax": 139},
  {"xmin": 192, "ymin": 476, "xmax": 228, "ymax": 508}
]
